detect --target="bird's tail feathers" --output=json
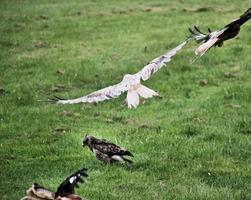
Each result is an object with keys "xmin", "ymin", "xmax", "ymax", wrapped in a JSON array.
[
  {"xmin": 124, "ymin": 150, "xmax": 134, "ymax": 157},
  {"xmin": 136, "ymin": 84, "xmax": 159, "ymax": 99},
  {"xmin": 239, "ymin": 8, "xmax": 251, "ymax": 21},
  {"xmin": 127, "ymin": 84, "xmax": 158, "ymax": 108},
  {"xmin": 122, "ymin": 157, "xmax": 133, "ymax": 164},
  {"xmin": 127, "ymin": 89, "xmax": 140, "ymax": 108}
]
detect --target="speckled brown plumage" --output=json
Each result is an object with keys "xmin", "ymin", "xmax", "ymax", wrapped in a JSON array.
[{"xmin": 83, "ymin": 135, "xmax": 133, "ymax": 164}]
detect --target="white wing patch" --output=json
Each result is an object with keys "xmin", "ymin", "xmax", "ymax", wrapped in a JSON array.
[{"xmin": 69, "ymin": 176, "xmax": 76, "ymax": 184}]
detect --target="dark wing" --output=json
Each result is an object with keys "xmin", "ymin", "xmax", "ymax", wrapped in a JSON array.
[
  {"xmin": 55, "ymin": 168, "xmax": 88, "ymax": 197},
  {"xmin": 93, "ymin": 139, "xmax": 133, "ymax": 157}
]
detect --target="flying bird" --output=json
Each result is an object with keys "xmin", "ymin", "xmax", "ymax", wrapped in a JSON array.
[
  {"xmin": 21, "ymin": 168, "xmax": 88, "ymax": 200},
  {"xmin": 83, "ymin": 135, "xmax": 133, "ymax": 164},
  {"xmin": 189, "ymin": 7, "xmax": 251, "ymax": 56},
  {"xmin": 49, "ymin": 41, "xmax": 188, "ymax": 108}
]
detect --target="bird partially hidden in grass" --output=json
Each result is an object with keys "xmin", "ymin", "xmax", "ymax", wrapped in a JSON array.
[
  {"xmin": 83, "ymin": 135, "xmax": 133, "ymax": 164},
  {"xmin": 48, "ymin": 41, "xmax": 188, "ymax": 108},
  {"xmin": 189, "ymin": 7, "xmax": 251, "ymax": 57},
  {"xmin": 20, "ymin": 168, "xmax": 88, "ymax": 200}
]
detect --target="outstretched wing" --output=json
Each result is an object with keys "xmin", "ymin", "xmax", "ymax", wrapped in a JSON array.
[
  {"xmin": 134, "ymin": 41, "xmax": 188, "ymax": 81},
  {"xmin": 93, "ymin": 139, "xmax": 133, "ymax": 157},
  {"xmin": 55, "ymin": 168, "xmax": 88, "ymax": 197},
  {"xmin": 50, "ymin": 79, "xmax": 131, "ymax": 104},
  {"xmin": 189, "ymin": 26, "xmax": 227, "ymax": 56}
]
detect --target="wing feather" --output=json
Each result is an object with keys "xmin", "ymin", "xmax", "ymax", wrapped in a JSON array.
[
  {"xmin": 135, "ymin": 41, "xmax": 187, "ymax": 81},
  {"xmin": 55, "ymin": 80, "xmax": 130, "ymax": 104}
]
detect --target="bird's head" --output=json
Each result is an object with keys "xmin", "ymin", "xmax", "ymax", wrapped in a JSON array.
[{"xmin": 83, "ymin": 134, "xmax": 91, "ymax": 147}]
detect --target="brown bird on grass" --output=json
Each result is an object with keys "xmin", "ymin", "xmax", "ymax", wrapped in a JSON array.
[
  {"xmin": 189, "ymin": 8, "xmax": 251, "ymax": 56},
  {"xmin": 21, "ymin": 168, "xmax": 88, "ymax": 200},
  {"xmin": 83, "ymin": 135, "xmax": 133, "ymax": 164}
]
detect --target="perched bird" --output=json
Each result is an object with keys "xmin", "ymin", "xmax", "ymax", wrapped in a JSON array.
[
  {"xmin": 83, "ymin": 135, "xmax": 133, "ymax": 164},
  {"xmin": 49, "ymin": 41, "xmax": 188, "ymax": 108},
  {"xmin": 21, "ymin": 168, "xmax": 88, "ymax": 200},
  {"xmin": 189, "ymin": 8, "xmax": 251, "ymax": 56}
]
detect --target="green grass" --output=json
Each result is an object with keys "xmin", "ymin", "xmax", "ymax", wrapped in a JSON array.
[{"xmin": 1, "ymin": 0, "xmax": 251, "ymax": 199}]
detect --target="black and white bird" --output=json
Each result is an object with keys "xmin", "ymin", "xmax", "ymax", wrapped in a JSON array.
[
  {"xmin": 189, "ymin": 8, "xmax": 251, "ymax": 56},
  {"xmin": 49, "ymin": 41, "xmax": 188, "ymax": 108},
  {"xmin": 83, "ymin": 135, "xmax": 133, "ymax": 164},
  {"xmin": 21, "ymin": 168, "xmax": 88, "ymax": 200}
]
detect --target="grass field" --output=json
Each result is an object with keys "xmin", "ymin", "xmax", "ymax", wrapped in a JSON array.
[{"xmin": 1, "ymin": 0, "xmax": 251, "ymax": 199}]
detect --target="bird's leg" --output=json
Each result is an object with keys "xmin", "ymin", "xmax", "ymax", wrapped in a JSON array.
[{"xmin": 218, "ymin": 41, "xmax": 224, "ymax": 47}]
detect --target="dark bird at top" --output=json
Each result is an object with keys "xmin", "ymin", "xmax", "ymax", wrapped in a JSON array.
[
  {"xmin": 189, "ymin": 8, "xmax": 251, "ymax": 56},
  {"xmin": 21, "ymin": 168, "xmax": 88, "ymax": 200},
  {"xmin": 83, "ymin": 135, "xmax": 134, "ymax": 164}
]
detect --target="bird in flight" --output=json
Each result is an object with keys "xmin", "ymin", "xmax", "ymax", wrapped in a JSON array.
[
  {"xmin": 49, "ymin": 41, "xmax": 188, "ymax": 108},
  {"xmin": 83, "ymin": 135, "xmax": 133, "ymax": 164},
  {"xmin": 21, "ymin": 168, "xmax": 88, "ymax": 200},
  {"xmin": 189, "ymin": 8, "xmax": 251, "ymax": 57}
]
